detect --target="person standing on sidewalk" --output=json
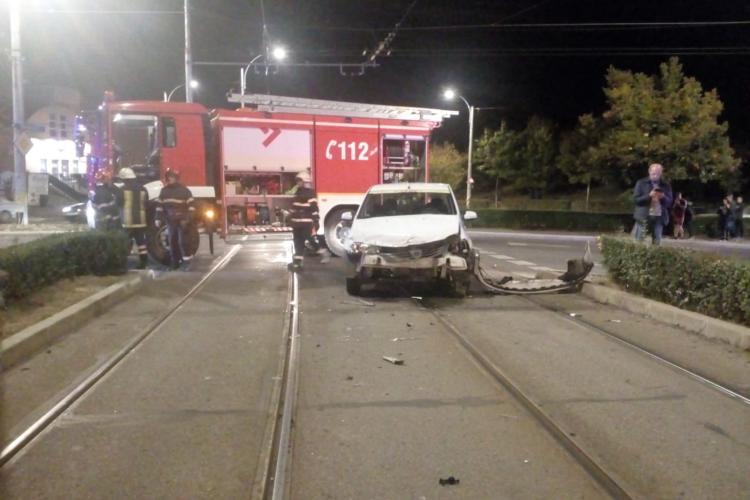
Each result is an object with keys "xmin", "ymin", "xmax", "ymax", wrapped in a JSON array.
[
  {"xmin": 116, "ymin": 167, "xmax": 149, "ymax": 269},
  {"xmin": 155, "ymin": 169, "xmax": 195, "ymax": 269},
  {"xmin": 288, "ymin": 172, "xmax": 318, "ymax": 271},
  {"xmin": 633, "ymin": 163, "xmax": 673, "ymax": 245},
  {"xmin": 734, "ymin": 195, "xmax": 744, "ymax": 239},
  {"xmin": 671, "ymin": 192, "xmax": 688, "ymax": 239}
]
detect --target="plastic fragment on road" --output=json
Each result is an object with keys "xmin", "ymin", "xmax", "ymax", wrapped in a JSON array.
[
  {"xmin": 392, "ymin": 337, "xmax": 422, "ymax": 342},
  {"xmin": 340, "ymin": 299, "xmax": 375, "ymax": 307},
  {"xmin": 382, "ymin": 356, "xmax": 404, "ymax": 365},
  {"xmin": 608, "ymin": 319, "xmax": 622, "ymax": 323},
  {"xmin": 439, "ymin": 476, "xmax": 460, "ymax": 486},
  {"xmin": 569, "ymin": 313, "xmax": 579, "ymax": 318}
]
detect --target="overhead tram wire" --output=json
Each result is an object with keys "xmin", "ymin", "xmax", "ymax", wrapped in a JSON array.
[
  {"xmin": 291, "ymin": 19, "xmax": 750, "ymax": 33},
  {"xmin": 364, "ymin": 0, "xmax": 419, "ymax": 64}
]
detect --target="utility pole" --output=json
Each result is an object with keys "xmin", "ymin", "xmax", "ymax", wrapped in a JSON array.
[
  {"xmin": 9, "ymin": 0, "xmax": 27, "ymax": 223},
  {"xmin": 184, "ymin": 0, "xmax": 193, "ymax": 103},
  {"xmin": 466, "ymin": 104, "xmax": 475, "ymax": 209}
]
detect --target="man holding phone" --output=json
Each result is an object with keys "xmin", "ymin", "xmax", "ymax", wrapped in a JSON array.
[{"xmin": 633, "ymin": 163, "xmax": 673, "ymax": 245}]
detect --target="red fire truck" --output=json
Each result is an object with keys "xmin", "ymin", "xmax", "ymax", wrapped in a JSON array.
[{"xmin": 81, "ymin": 92, "xmax": 457, "ymax": 260}]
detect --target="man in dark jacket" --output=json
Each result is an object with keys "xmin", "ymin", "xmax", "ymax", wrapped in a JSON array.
[
  {"xmin": 633, "ymin": 163, "xmax": 673, "ymax": 245},
  {"xmin": 116, "ymin": 167, "xmax": 149, "ymax": 269},
  {"xmin": 155, "ymin": 169, "xmax": 195, "ymax": 269},
  {"xmin": 288, "ymin": 171, "xmax": 318, "ymax": 271},
  {"xmin": 91, "ymin": 169, "xmax": 121, "ymax": 230}
]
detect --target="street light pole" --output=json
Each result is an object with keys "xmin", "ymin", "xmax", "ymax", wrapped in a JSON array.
[
  {"xmin": 453, "ymin": 95, "xmax": 474, "ymax": 209},
  {"xmin": 9, "ymin": 0, "xmax": 27, "ymax": 224},
  {"xmin": 184, "ymin": 0, "xmax": 193, "ymax": 103},
  {"xmin": 466, "ymin": 102, "xmax": 475, "ymax": 209}
]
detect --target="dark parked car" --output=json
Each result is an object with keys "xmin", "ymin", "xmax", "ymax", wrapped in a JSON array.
[{"xmin": 62, "ymin": 202, "xmax": 87, "ymax": 223}]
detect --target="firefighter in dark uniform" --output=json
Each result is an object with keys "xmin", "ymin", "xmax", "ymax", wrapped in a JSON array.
[
  {"xmin": 288, "ymin": 171, "xmax": 318, "ymax": 271},
  {"xmin": 116, "ymin": 167, "xmax": 149, "ymax": 269},
  {"xmin": 155, "ymin": 169, "xmax": 195, "ymax": 269},
  {"xmin": 91, "ymin": 169, "xmax": 121, "ymax": 230}
]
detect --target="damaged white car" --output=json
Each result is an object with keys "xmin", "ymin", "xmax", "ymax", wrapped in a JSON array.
[{"xmin": 342, "ymin": 183, "xmax": 477, "ymax": 296}]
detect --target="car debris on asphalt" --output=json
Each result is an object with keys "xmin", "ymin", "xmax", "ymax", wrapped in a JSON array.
[
  {"xmin": 382, "ymin": 356, "xmax": 404, "ymax": 365},
  {"xmin": 439, "ymin": 476, "xmax": 460, "ymax": 486}
]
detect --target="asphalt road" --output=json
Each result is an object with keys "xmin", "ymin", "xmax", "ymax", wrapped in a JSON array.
[
  {"xmin": 469, "ymin": 229, "xmax": 750, "ymax": 280},
  {"xmin": 3, "ymin": 236, "xmax": 749, "ymax": 498}
]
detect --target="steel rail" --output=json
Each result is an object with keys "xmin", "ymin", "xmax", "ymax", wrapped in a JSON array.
[
  {"xmin": 269, "ymin": 270, "xmax": 301, "ymax": 500},
  {"xmin": 416, "ymin": 297, "xmax": 633, "ymax": 500},
  {"xmin": 0, "ymin": 244, "xmax": 242, "ymax": 467},
  {"xmin": 522, "ymin": 296, "xmax": 750, "ymax": 407}
]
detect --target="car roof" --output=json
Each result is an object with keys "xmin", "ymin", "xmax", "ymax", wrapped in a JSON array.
[{"xmin": 367, "ymin": 183, "xmax": 453, "ymax": 194}]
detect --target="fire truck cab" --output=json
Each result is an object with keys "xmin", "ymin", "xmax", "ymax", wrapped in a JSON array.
[{"xmin": 82, "ymin": 92, "xmax": 456, "ymax": 260}]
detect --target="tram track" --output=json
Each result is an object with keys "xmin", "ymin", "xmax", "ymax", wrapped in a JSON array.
[
  {"xmin": 0, "ymin": 245, "xmax": 242, "ymax": 468},
  {"xmin": 416, "ymin": 295, "xmax": 633, "ymax": 500},
  {"xmin": 521, "ymin": 295, "xmax": 750, "ymax": 406}
]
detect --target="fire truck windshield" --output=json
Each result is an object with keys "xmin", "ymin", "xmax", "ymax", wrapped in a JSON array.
[{"xmin": 111, "ymin": 113, "xmax": 158, "ymax": 172}]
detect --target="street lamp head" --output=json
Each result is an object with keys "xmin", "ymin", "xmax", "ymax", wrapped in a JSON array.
[
  {"xmin": 443, "ymin": 88, "xmax": 456, "ymax": 100},
  {"xmin": 271, "ymin": 46, "xmax": 287, "ymax": 61},
  {"xmin": 189, "ymin": 80, "xmax": 199, "ymax": 89}
]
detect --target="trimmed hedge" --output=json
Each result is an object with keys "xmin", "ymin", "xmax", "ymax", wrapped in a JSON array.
[
  {"xmin": 601, "ymin": 236, "xmax": 750, "ymax": 327},
  {"xmin": 0, "ymin": 231, "xmax": 129, "ymax": 303},
  {"xmin": 469, "ymin": 209, "xmax": 632, "ymax": 233}
]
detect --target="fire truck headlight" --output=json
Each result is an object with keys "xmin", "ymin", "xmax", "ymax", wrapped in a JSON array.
[{"xmin": 205, "ymin": 209, "xmax": 215, "ymax": 220}]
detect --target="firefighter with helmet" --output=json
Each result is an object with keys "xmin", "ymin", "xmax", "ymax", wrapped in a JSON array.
[
  {"xmin": 155, "ymin": 169, "xmax": 195, "ymax": 269},
  {"xmin": 288, "ymin": 171, "xmax": 318, "ymax": 271},
  {"xmin": 116, "ymin": 167, "xmax": 149, "ymax": 269},
  {"xmin": 91, "ymin": 169, "xmax": 121, "ymax": 230}
]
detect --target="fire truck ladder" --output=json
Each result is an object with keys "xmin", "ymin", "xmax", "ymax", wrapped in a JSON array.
[{"xmin": 227, "ymin": 93, "xmax": 459, "ymax": 122}]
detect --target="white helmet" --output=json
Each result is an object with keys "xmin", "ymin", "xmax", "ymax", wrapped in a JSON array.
[
  {"xmin": 118, "ymin": 167, "xmax": 136, "ymax": 180},
  {"xmin": 295, "ymin": 171, "xmax": 311, "ymax": 183}
]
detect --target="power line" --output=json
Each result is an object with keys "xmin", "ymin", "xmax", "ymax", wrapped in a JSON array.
[
  {"xmin": 365, "ymin": 0, "xmax": 419, "ymax": 63},
  {"xmin": 291, "ymin": 19, "xmax": 750, "ymax": 32},
  {"xmin": 492, "ymin": 0, "xmax": 553, "ymax": 24},
  {"xmin": 29, "ymin": 10, "xmax": 183, "ymax": 15}
]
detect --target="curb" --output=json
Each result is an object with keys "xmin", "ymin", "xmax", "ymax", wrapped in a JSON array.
[
  {"xmin": 581, "ymin": 282, "xmax": 750, "ymax": 351},
  {"xmin": 1, "ymin": 273, "xmax": 145, "ymax": 369}
]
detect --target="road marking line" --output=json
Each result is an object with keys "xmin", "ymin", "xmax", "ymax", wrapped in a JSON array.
[
  {"xmin": 508, "ymin": 241, "xmax": 572, "ymax": 249},
  {"xmin": 530, "ymin": 266, "xmax": 557, "ymax": 272},
  {"xmin": 508, "ymin": 260, "xmax": 536, "ymax": 266},
  {"xmin": 489, "ymin": 254, "xmax": 513, "ymax": 260},
  {"xmin": 513, "ymin": 271, "xmax": 537, "ymax": 279}
]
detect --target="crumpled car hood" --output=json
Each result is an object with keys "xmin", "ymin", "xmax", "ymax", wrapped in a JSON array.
[{"xmin": 351, "ymin": 214, "xmax": 459, "ymax": 247}]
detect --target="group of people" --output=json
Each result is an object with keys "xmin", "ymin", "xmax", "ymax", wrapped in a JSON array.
[
  {"xmin": 91, "ymin": 168, "xmax": 195, "ymax": 270},
  {"xmin": 633, "ymin": 163, "xmax": 744, "ymax": 244},
  {"xmin": 717, "ymin": 194, "xmax": 744, "ymax": 240}
]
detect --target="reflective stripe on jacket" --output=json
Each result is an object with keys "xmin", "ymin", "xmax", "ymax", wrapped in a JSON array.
[
  {"xmin": 289, "ymin": 187, "xmax": 319, "ymax": 228},
  {"xmin": 119, "ymin": 180, "xmax": 149, "ymax": 228},
  {"xmin": 156, "ymin": 182, "xmax": 195, "ymax": 222}
]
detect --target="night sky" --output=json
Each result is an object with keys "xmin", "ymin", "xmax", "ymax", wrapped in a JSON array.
[{"xmin": 2, "ymin": 0, "xmax": 750, "ymax": 149}]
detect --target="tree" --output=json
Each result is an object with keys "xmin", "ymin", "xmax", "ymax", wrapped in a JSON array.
[
  {"xmin": 474, "ymin": 121, "xmax": 518, "ymax": 207},
  {"xmin": 515, "ymin": 116, "xmax": 558, "ymax": 197},
  {"xmin": 559, "ymin": 113, "xmax": 607, "ymax": 209},
  {"xmin": 590, "ymin": 57, "xmax": 739, "ymax": 185},
  {"xmin": 428, "ymin": 142, "xmax": 466, "ymax": 191},
  {"xmin": 474, "ymin": 117, "xmax": 559, "ymax": 204}
]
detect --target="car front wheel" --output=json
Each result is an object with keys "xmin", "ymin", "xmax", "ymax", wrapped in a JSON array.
[{"xmin": 346, "ymin": 276, "xmax": 362, "ymax": 295}]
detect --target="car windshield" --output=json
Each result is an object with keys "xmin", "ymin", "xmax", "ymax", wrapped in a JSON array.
[{"xmin": 358, "ymin": 191, "xmax": 457, "ymax": 219}]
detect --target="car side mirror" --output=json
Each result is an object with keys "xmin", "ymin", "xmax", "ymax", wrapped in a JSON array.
[
  {"xmin": 341, "ymin": 211, "xmax": 353, "ymax": 222},
  {"xmin": 463, "ymin": 210, "xmax": 478, "ymax": 221}
]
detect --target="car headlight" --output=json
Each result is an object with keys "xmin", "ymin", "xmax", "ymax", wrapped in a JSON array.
[
  {"xmin": 62, "ymin": 206, "xmax": 72, "ymax": 213},
  {"xmin": 205, "ymin": 208, "xmax": 215, "ymax": 220}
]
